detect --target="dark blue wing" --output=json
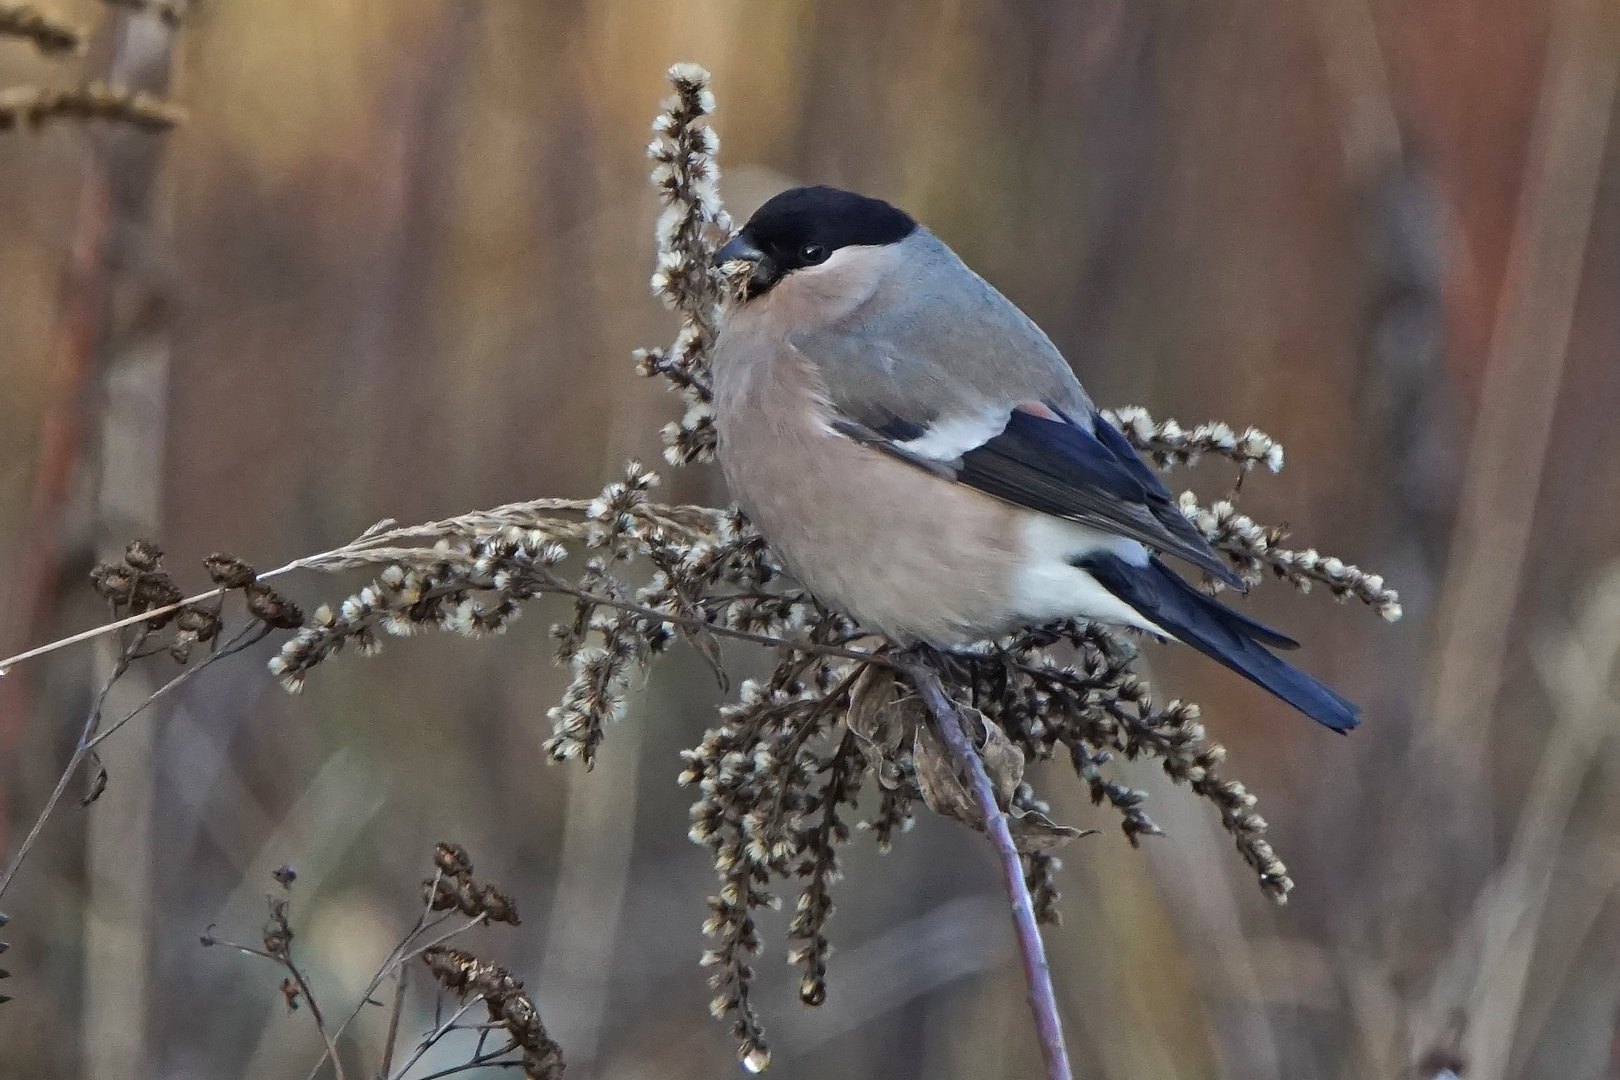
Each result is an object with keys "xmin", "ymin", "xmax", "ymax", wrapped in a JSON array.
[
  {"xmin": 955, "ymin": 408, "xmax": 1246, "ymax": 588},
  {"xmin": 1080, "ymin": 553, "xmax": 1352, "ymax": 729},
  {"xmin": 839, "ymin": 405, "xmax": 1247, "ymax": 590},
  {"xmin": 1090, "ymin": 409, "xmax": 1175, "ymax": 500}
]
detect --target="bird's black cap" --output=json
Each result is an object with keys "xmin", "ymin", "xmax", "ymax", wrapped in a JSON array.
[
  {"xmin": 743, "ymin": 185, "xmax": 915, "ymax": 254},
  {"xmin": 716, "ymin": 185, "xmax": 916, "ymax": 296}
]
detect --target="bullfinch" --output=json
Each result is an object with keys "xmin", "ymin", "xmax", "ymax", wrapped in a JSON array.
[{"xmin": 710, "ymin": 185, "xmax": 1358, "ymax": 731}]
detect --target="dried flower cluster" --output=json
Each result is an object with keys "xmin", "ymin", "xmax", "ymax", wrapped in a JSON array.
[
  {"xmin": 90, "ymin": 539, "xmax": 184, "ymax": 622},
  {"xmin": 0, "ymin": 3, "xmax": 80, "ymax": 54},
  {"xmin": 88, "ymin": 540, "xmax": 297, "ymax": 661},
  {"xmin": 1102, "ymin": 406, "xmax": 1285, "ymax": 473},
  {"xmin": 263, "ymin": 477, "xmax": 796, "ymax": 767},
  {"xmin": 422, "ymin": 947, "xmax": 565, "ymax": 1080},
  {"xmin": 0, "ymin": 81, "xmax": 184, "ymax": 132},
  {"xmin": 425, "ymin": 842, "xmax": 521, "ymax": 925},
  {"xmin": 207, "ymin": 846, "xmax": 562, "ymax": 1080},
  {"xmin": 0, "ymin": 540, "xmax": 288, "ymax": 950},
  {"xmin": 635, "ymin": 60, "xmax": 730, "ymax": 466},
  {"xmin": 682, "ymin": 665, "xmax": 870, "ymax": 1071},
  {"xmin": 1179, "ymin": 493, "xmax": 1404, "ymax": 618}
]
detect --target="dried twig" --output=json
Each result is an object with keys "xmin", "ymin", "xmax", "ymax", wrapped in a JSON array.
[
  {"xmin": 0, "ymin": 544, "xmax": 296, "ymax": 905},
  {"xmin": 0, "ymin": 3, "xmax": 80, "ymax": 53},
  {"xmin": 898, "ymin": 653, "xmax": 1074, "ymax": 1080},
  {"xmin": 1423, "ymin": 0, "xmax": 1618, "ymax": 786},
  {"xmin": 378, "ymin": 966, "xmax": 408, "ymax": 1080},
  {"xmin": 1102, "ymin": 406, "xmax": 1284, "ymax": 473},
  {"xmin": 0, "ymin": 627, "xmax": 146, "ymax": 901},
  {"xmin": 0, "ymin": 497, "xmax": 725, "ymax": 673},
  {"xmin": 211, "ymin": 847, "xmax": 559, "ymax": 1080},
  {"xmin": 0, "ymin": 81, "xmax": 185, "ymax": 132}
]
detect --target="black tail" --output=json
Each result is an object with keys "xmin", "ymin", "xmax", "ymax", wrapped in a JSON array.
[{"xmin": 1078, "ymin": 553, "xmax": 1360, "ymax": 732}]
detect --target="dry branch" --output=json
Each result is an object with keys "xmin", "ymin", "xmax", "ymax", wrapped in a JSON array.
[
  {"xmin": 0, "ymin": 3, "xmax": 80, "ymax": 54},
  {"xmin": 0, "ymin": 81, "xmax": 184, "ymax": 132}
]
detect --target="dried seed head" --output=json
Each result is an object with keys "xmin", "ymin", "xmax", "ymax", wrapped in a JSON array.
[
  {"xmin": 246, "ymin": 584, "xmax": 304, "ymax": 630},
  {"xmin": 262, "ymin": 897, "xmax": 293, "ymax": 960},
  {"xmin": 479, "ymin": 885, "xmax": 521, "ymax": 926},
  {"xmin": 203, "ymin": 552, "xmax": 257, "ymax": 589},
  {"xmin": 434, "ymin": 841, "xmax": 473, "ymax": 877},
  {"xmin": 169, "ymin": 631, "xmax": 197, "ymax": 664},
  {"xmin": 177, "ymin": 606, "xmax": 222, "ymax": 641},
  {"xmin": 90, "ymin": 563, "xmax": 134, "ymax": 603},
  {"xmin": 124, "ymin": 538, "xmax": 164, "ymax": 572}
]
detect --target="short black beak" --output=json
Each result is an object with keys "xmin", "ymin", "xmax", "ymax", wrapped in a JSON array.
[
  {"xmin": 714, "ymin": 233, "xmax": 764, "ymax": 267},
  {"xmin": 713, "ymin": 233, "xmax": 777, "ymax": 297}
]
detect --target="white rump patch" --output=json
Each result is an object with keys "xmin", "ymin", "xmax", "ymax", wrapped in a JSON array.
[{"xmin": 1007, "ymin": 515, "xmax": 1166, "ymax": 635}]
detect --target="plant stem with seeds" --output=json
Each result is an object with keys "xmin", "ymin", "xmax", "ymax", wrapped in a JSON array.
[{"xmin": 898, "ymin": 654, "xmax": 1073, "ymax": 1080}]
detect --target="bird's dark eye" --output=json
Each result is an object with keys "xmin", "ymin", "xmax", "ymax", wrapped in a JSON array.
[{"xmin": 799, "ymin": 243, "xmax": 828, "ymax": 265}]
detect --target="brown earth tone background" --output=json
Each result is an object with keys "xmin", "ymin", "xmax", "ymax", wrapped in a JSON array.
[{"xmin": 2, "ymin": 1, "xmax": 1619, "ymax": 1078}]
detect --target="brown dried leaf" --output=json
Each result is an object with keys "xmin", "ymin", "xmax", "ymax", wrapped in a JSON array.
[
  {"xmin": 1007, "ymin": 807, "xmax": 1092, "ymax": 853},
  {"xmin": 914, "ymin": 706, "xmax": 1085, "ymax": 850},
  {"xmin": 846, "ymin": 665, "xmax": 911, "ymax": 755},
  {"xmin": 973, "ymin": 708, "xmax": 1024, "ymax": 807},
  {"xmin": 913, "ymin": 722, "xmax": 982, "ymax": 830},
  {"xmin": 914, "ymin": 708, "xmax": 1023, "ymax": 819},
  {"xmin": 684, "ymin": 620, "xmax": 730, "ymax": 693},
  {"xmin": 81, "ymin": 762, "xmax": 108, "ymax": 806}
]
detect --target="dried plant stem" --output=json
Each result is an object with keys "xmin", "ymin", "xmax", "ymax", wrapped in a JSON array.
[
  {"xmin": 386, "ymin": 998, "xmax": 483, "ymax": 1080},
  {"xmin": 217, "ymin": 847, "xmax": 549, "ymax": 1080},
  {"xmin": 408, "ymin": 1046, "xmax": 521, "ymax": 1080},
  {"xmin": 898, "ymin": 655, "xmax": 1073, "ymax": 1080},
  {"xmin": 0, "ymin": 557, "xmax": 885, "ymax": 675},
  {"xmin": 1, "ymin": 586, "xmax": 228, "ymax": 670},
  {"xmin": 84, "ymin": 622, "xmax": 271, "ymax": 751},
  {"xmin": 536, "ymin": 575, "xmax": 886, "ymax": 666},
  {"xmin": 378, "ymin": 966, "xmax": 408, "ymax": 1080},
  {"xmin": 1424, "ymin": 0, "xmax": 1618, "ymax": 772},
  {"xmin": 1, "ymin": 497, "xmax": 716, "ymax": 673},
  {"xmin": 0, "ymin": 82, "xmax": 185, "ymax": 131},
  {"xmin": 396, "ymin": 916, "xmax": 489, "ymax": 968},
  {"xmin": 0, "ymin": 3, "xmax": 81, "ymax": 53},
  {"xmin": 2, "ymin": 497, "xmax": 624, "ymax": 670},
  {"xmin": 0, "ymin": 630, "xmax": 145, "ymax": 901},
  {"xmin": 0, "ymin": 618, "xmax": 265, "ymax": 905},
  {"xmin": 209, "ymin": 931, "xmax": 348, "ymax": 1080},
  {"xmin": 0, "ymin": 167, "xmax": 112, "ymax": 849},
  {"xmin": 300, "ymin": 913, "xmax": 486, "ymax": 1080},
  {"xmin": 285, "ymin": 963, "xmax": 347, "ymax": 1080},
  {"xmin": 1439, "ymin": 564, "xmax": 1620, "ymax": 1080}
]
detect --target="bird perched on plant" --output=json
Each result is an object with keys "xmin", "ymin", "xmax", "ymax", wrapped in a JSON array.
[{"xmin": 709, "ymin": 185, "xmax": 1358, "ymax": 731}]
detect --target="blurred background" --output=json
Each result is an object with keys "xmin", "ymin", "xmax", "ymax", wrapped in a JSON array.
[{"xmin": 1, "ymin": 1, "xmax": 1619, "ymax": 1077}]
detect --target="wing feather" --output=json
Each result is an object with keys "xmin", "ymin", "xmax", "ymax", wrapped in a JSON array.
[{"xmin": 841, "ymin": 407, "xmax": 1247, "ymax": 590}]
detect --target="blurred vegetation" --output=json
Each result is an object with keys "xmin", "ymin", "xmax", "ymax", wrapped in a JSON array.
[{"xmin": 0, "ymin": 2, "xmax": 1618, "ymax": 1079}]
